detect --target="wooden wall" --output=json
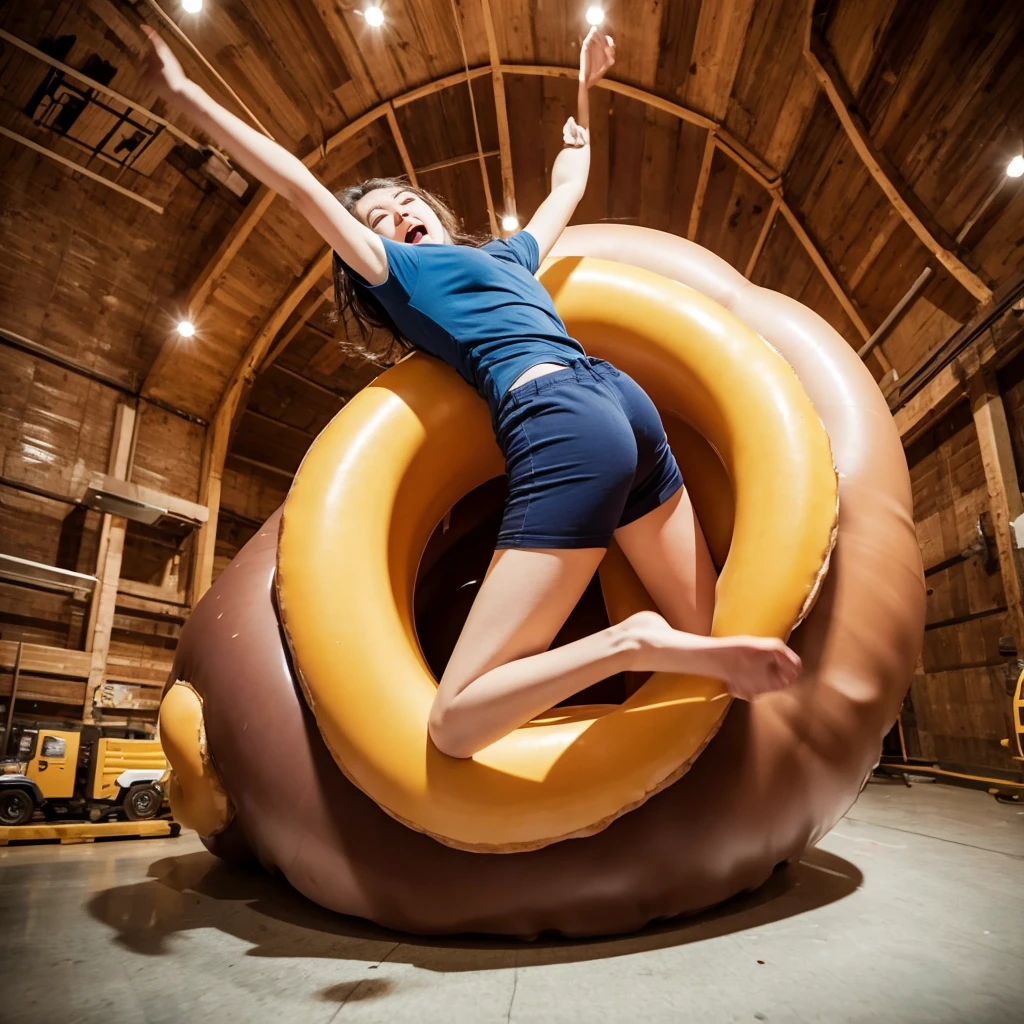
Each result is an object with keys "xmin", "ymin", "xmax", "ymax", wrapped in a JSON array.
[{"xmin": 905, "ymin": 400, "xmax": 1017, "ymax": 771}]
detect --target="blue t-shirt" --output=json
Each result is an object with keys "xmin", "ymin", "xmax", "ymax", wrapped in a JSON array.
[{"xmin": 344, "ymin": 231, "xmax": 587, "ymax": 415}]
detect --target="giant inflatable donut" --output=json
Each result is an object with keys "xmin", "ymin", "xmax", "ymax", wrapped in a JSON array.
[
  {"xmin": 160, "ymin": 226, "xmax": 924, "ymax": 937},
  {"xmin": 275, "ymin": 259, "xmax": 838, "ymax": 852}
]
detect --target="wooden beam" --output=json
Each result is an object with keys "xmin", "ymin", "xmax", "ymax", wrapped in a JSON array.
[
  {"xmin": 446, "ymin": 0, "xmax": 497, "ymax": 234},
  {"xmin": 0, "ymin": 642, "xmax": 91, "ymax": 679},
  {"xmin": 142, "ymin": 0, "xmax": 273, "ymax": 138},
  {"xmin": 480, "ymin": 1, "xmax": 515, "ymax": 217},
  {"xmin": 83, "ymin": 403, "xmax": 137, "ymax": 723},
  {"xmin": 803, "ymin": 25, "xmax": 991, "ymax": 303},
  {"xmin": 384, "ymin": 104, "xmax": 419, "ymax": 187},
  {"xmin": 261, "ymin": 287, "xmax": 333, "ymax": 373},
  {"xmin": 266, "ymin": 363, "xmax": 350, "ymax": 400},
  {"xmin": 744, "ymin": 199, "xmax": 778, "ymax": 279},
  {"xmin": 893, "ymin": 307, "xmax": 1024, "ymax": 444},
  {"xmin": 0, "ymin": 28, "xmax": 211, "ymax": 156},
  {"xmin": 688, "ymin": 132, "xmax": 717, "ymax": 241},
  {"xmin": 392, "ymin": 68, "xmax": 491, "ymax": 108},
  {"xmin": 775, "ymin": 200, "xmax": 872, "ymax": 342},
  {"xmin": 0, "ymin": 126, "xmax": 164, "ymax": 214},
  {"xmin": 417, "ymin": 150, "xmax": 500, "ymax": 175},
  {"xmin": 189, "ymin": 248, "xmax": 333, "ymax": 604},
  {"xmin": 969, "ymin": 370, "xmax": 1024, "ymax": 654},
  {"xmin": 142, "ymin": 104, "xmax": 389, "ymax": 398}
]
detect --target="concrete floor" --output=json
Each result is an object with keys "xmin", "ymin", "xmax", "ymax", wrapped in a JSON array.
[{"xmin": 1, "ymin": 780, "xmax": 1021, "ymax": 1024}]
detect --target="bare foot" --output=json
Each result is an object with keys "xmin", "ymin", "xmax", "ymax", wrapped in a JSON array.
[{"xmin": 623, "ymin": 610, "xmax": 801, "ymax": 700}]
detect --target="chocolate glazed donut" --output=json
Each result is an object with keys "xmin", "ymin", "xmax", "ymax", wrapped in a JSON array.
[{"xmin": 168, "ymin": 226, "xmax": 924, "ymax": 937}]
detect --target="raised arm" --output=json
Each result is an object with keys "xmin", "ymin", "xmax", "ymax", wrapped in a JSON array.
[
  {"xmin": 523, "ymin": 29, "xmax": 615, "ymax": 262},
  {"xmin": 140, "ymin": 27, "xmax": 388, "ymax": 285}
]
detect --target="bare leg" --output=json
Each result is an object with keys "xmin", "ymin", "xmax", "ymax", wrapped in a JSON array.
[
  {"xmin": 429, "ymin": 538, "xmax": 799, "ymax": 758},
  {"xmin": 614, "ymin": 487, "xmax": 801, "ymax": 701}
]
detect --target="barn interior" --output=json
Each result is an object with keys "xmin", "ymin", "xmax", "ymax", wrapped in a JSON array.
[{"xmin": 1, "ymin": 1, "xmax": 1022, "ymax": 1021}]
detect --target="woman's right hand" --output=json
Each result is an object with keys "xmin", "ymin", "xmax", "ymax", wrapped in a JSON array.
[{"xmin": 140, "ymin": 25, "xmax": 189, "ymax": 99}]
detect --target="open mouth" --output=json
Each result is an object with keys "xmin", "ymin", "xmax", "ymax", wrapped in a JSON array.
[{"xmin": 405, "ymin": 224, "xmax": 428, "ymax": 245}]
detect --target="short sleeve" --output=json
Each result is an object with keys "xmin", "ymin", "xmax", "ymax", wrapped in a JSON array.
[
  {"xmin": 337, "ymin": 235, "xmax": 420, "ymax": 297},
  {"xmin": 482, "ymin": 231, "xmax": 540, "ymax": 274}
]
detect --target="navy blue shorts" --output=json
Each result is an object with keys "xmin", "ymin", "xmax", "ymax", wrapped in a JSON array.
[{"xmin": 492, "ymin": 357, "xmax": 684, "ymax": 549}]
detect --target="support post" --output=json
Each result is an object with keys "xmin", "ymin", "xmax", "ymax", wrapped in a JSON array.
[
  {"xmin": 83, "ymin": 404, "xmax": 137, "ymax": 723},
  {"xmin": 970, "ymin": 369, "xmax": 1024, "ymax": 645}
]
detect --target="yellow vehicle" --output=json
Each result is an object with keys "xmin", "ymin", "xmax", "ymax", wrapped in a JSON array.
[{"xmin": 0, "ymin": 725, "xmax": 169, "ymax": 827}]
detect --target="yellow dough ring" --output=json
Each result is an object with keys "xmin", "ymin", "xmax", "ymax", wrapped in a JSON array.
[{"xmin": 275, "ymin": 257, "xmax": 839, "ymax": 853}]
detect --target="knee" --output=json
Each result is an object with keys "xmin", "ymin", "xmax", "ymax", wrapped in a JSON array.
[{"xmin": 428, "ymin": 697, "xmax": 475, "ymax": 760}]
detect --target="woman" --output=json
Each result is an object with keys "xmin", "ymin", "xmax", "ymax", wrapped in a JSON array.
[{"xmin": 143, "ymin": 26, "xmax": 800, "ymax": 760}]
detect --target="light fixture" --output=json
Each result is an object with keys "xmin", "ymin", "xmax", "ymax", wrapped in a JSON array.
[
  {"xmin": 177, "ymin": 320, "xmax": 195, "ymax": 338},
  {"xmin": 182, "ymin": 0, "xmax": 203, "ymax": 13},
  {"xmin": 586, "ymin": 6, "xmax": 604, "ymax": 26},
  {"xmin": 1008, "ymin": 154, "xmax": 1024, "ymax": 179},
  {"xmin": 363, "ymin": 5, "xmax": 384, "ymax": 27},
  {"xmin": 501, "ymin": 214, "xmax": 519, "ymax": 232}
]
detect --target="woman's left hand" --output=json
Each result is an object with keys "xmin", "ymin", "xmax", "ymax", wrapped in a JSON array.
[{"xmin": 579, "ymin": 27, "xmax": 615, "ymax": 88}]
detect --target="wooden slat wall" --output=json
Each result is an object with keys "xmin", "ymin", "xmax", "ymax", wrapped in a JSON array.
[{"xmin": 904, "ymin": 400, "xmax": 1017, "ymax": 770}]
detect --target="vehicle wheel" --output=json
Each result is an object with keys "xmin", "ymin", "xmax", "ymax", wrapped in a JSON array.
[
  {"xmin": 123, "ymin": 784, "xmax": 162, "ymax": 821},
  {"xmin": 0, "ymin": 788, "xmax": 35, "ymax": 826}
]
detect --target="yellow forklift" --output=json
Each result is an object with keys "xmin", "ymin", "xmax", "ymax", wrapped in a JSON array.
[{"xmin": 0, "ymin": 724, "xmax": 169, "ymax": 827}]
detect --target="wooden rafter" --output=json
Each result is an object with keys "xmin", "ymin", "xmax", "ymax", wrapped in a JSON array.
[
  {"xmin": 969, "ymin": 369, "xmax": 1024, "ymax": 654},
  {"xmin": 0, "ymin": 125, "xmax": 164, "ymax": 214},
  {"xmin": 189, "ymin": 248, "xmax": 333, "ymax": 602},
  {"xmin": 775, "ymin": 201, "xmax": 871, "ymax": 342},
  {"xmin": 892, "ymin": 298, "xmax": 1024, "ymax": 444},
  {"xmin": 261, "ymin": 286, "xmax": 334, "ymax": 373},
  {"xmin": 744, "ymin": 199, "xmax": 779, "ymax": 279},
  {"xmin": 688, "ymin": 131, "xmax": 717, "ymax": 241},
  {"xmin": 83, "ymin": 403, "xmax": 136, "ymax": 723},
  {"xmin": 480, "ymin": 0, "xmax": 516, "ymax": 218},
  {"xmin": 417, "ymin": 150, "xmax": 500, "ymax": 175},
  {"xmin": 802, "ymin": 9, "xmax": 991, "ymax": 303},
  {"xmin": 384, "ymin": 104, "xmax": 419, "ymax": 187}
]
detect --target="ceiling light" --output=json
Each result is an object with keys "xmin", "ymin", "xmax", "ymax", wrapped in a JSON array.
[
  {"xmin": 586, "ymin": 6, "xmax": 604, "ymax": 26},
  {"xmin": 182, "ymin": 0, "xmax": 203, "ymax": 13},
  {"xmin": 1008, "ymin": 154, "xmax": 1024, "ymax": 178},
  {"xmin": 364, "ymin": 5, "xmax": 384, "ymax": 27},
  {"xmin": 501, "ymin": 214, "xmax": 519, "ymax": 232},
  {"xmin": 177, "ymin": 320, "xmax": 195, "ymax": 337}
]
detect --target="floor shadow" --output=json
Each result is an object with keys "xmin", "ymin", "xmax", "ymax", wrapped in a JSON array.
[{"xmin": 86, "ymin": 845, "xmax": 862, "ymax": 970}]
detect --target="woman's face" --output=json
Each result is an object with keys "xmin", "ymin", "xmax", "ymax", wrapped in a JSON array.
[{"xmin": 354, "ymin": 187, "xmax": 448, "ymax": 246}]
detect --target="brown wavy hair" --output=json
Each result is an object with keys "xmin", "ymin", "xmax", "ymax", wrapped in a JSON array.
[{"xmin": 332, "ymin": 177, "xmax": 487, "ymax": 366}]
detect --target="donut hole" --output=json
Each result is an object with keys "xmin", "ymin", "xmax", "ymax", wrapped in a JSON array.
[{"xmin": 414, "ymin": 477, "xmax": 630, "ymax": 706}]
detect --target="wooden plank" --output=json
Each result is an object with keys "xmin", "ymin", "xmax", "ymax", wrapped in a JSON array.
[
  {"xmin": 744, "ymin": 198, "xmax": 778, "ymax": 279},
  {"xmin": 0, "ymin": 27, "xmax": 210, "ymax": 155},
  {"xmin": 895, "ymin": 311, "xmax": 1024, "ymax": 444},
  {"xmin": 117, "ymin": 578, "xmax": 189, "ymax": 607},
  {"xmin": 480, "ymin": 1, "xmax": 515, "ymax": 217},
  {"xmin": 0, "ymin": 126, "xmax": 164, "ymax": 214},
  {"xmin": 189, "ymin": 248, "xmax": 332, "ymax": 603},
  {"xmin": 776, "ymin": 200, "xmax": 871, "ymax": 341},
  {"xmin": 969, "ymin": 370, "xmax": 1024, "ymax": 652},
  {"xmin": 261, "ymin": 288, "xmax": 333, "ymax": 373},
  {"xmin": 0, "ymin": 820, "xmax": 179, "ymax": 846},
  {"xmin": 0, "ymin": 642, "xmax": 91, "ymax": 678},
  {"xmin": 83, "ymin": 404, "xmax": 136, "ymax": 723},
  {"xmin": 384, "ymin": 105, "xmax": 419, "ymax": 187},
  {"xmin": 392, "ymin": 68, "xmax": 490, "ymax": 108},
  {"xmin": 803, "ymin": 28, "xmax": 991, "ymax": 303},
  {"xmin": 687, "ymin": 132, "xmax": 717, "ymax": 241}
]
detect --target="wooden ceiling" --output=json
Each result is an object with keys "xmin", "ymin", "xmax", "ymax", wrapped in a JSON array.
[{"xmin": 1, "ymin": 0, "xmax": 1023, "ymax": 500}]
